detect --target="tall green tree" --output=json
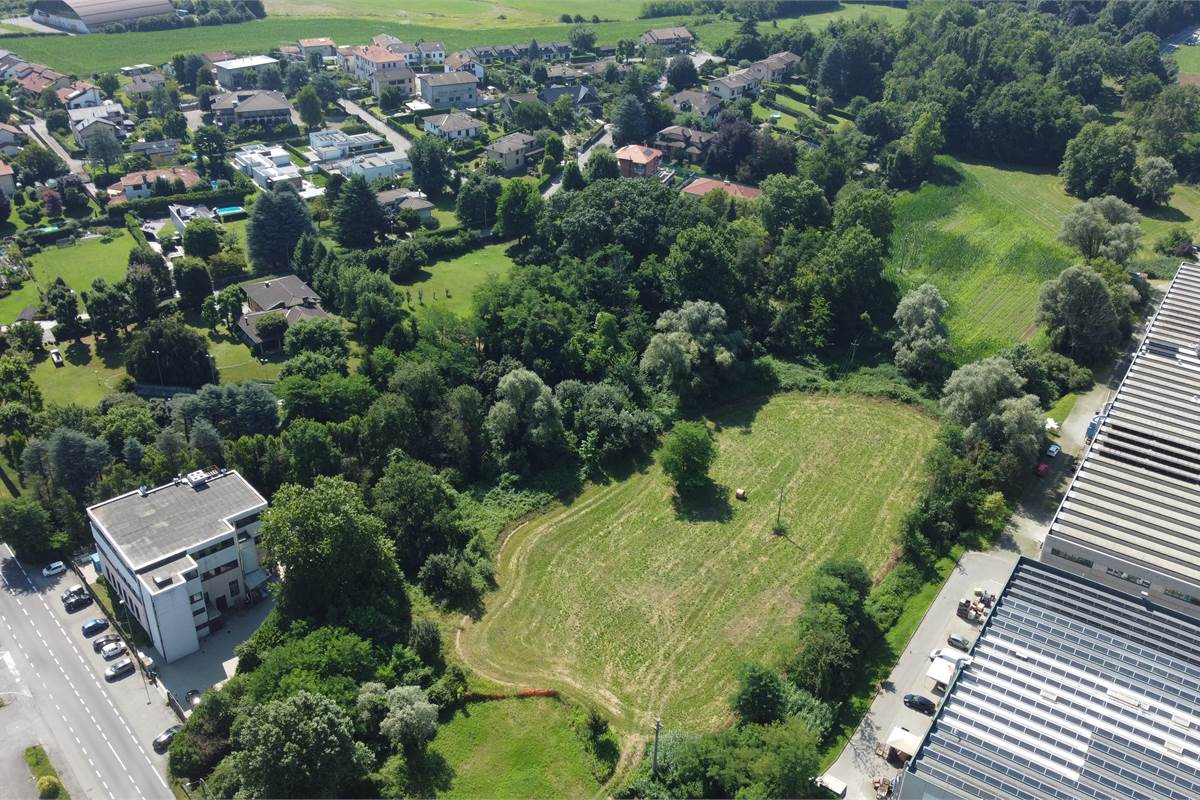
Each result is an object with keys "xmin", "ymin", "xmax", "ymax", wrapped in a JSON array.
[
  {"xmin": 409, "ymin": 135, "xmax": 451, "ymax": 198},
  {"xmin": 331, "ymin": 174, "xmax": 385, "ymax": 249},
  {"xmin": 246, "ymin": 186, "xmax": 315, "ymax": 272},
  {"xmin": 659, "ymin": 421, "xmax": 716, "ymax": 491},
  {"xmin": 494, "ymin": 179, "xmax": 544, "ymax": 243},
  {"xmin": 295, "ymin": 85, "xmax": 323, "ymax": 128}
]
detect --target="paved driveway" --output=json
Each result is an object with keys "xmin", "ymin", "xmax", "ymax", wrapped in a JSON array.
[
  {"xmin": 336, "ymin": 97, "xmax": 411, "ymax": 156},
  {"xmin": 544, "ymin": 124, "xmax": 611, "ymax": 198},
  {"xmin": 823, "ymin": 550, "xmax": 1017, "ymax": 800}
]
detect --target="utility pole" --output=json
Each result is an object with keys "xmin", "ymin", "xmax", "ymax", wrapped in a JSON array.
[{"xmin": 652, "ymin": 717, "xmax": 662, "ymax": 776}]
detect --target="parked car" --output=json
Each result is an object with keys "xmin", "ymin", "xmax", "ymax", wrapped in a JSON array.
[
  {"xmin": 92, "ymin": 633, "xmax": 121, "ymax": 654},
  {"xmin": 947, "ymin": 633, "xmax": 972, "ymax": 651},
  {"xmin": 1034, "ymin": 463, "xmax": 1049, "ymax": 477},
  {"xmin": 42, "ymin": 561, "xmax": 66, "ymax": 577},
  {"xmin": 64, "ymin": 594, "xmax": 93, "ymax": 613},
  {"xmin": 60, "ymin": 584, "xmax": 86, "ymax": 603},
  {"xmin": 100, "ymin": 641, "xmax": 127, "ymax": 660},
  {"xmin": 185, "ymin": 689, "xmax": 202, "ymax": 709},
  {"xmin": 152, "ymin": 725, "xmax": 182, "ymax": 754},
  {"xmin": 929, "ymin": 648, "xmax": 973, "ymax": 666},
  {"xmin": 1046, "ymin": 444, "xmax": 1061, "ymax": 458},
  {"xmin": 81, "ymin": 618, "xmax": 110, "ymax": 637},
  {"xmin": 49, "ymin": 348, "xmax": 63, "ymax": 366},
  {"xmin": 903, "ymin": 694, "xmax": 936, "ymax": 714},
  {"xmin": 104, "ymin": 657, "xmax": 135, "ymax": 681}
]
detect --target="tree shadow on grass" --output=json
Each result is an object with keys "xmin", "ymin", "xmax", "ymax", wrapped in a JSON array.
[
  {"xmin": 671, "ymin": 479, "xmax": 732, "ymax": 523},
  {"xmin": 63, "ymin": 338, "xmax": 92, "ymax": 366},
  {"xmin": 1143, "ymin": 204, "xmax": 1192, "ymax": 225},
  {"xmin": 404, "ymin": 747, "xmax": 455, "ymax": 797}
]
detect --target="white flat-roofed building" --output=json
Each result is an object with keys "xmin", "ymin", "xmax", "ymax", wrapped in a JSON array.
[
  {"xmin": 231, "ymin": 144, "xmax": 302, "ymax": 190},
  {"xmin": 87, "ymin": 469, "xmax": 269, "ymax": 664},
  {"xmin": 212, "ymin": 55, "xmax": 279, "ymax": 89},
  {"xmin": 1042, "ymin": 262, "xmax": 1200, "ymax": 617},
  {"xmin": 308, "ymin": 128, "xmax": 384, "ymax": 162},
  {"xmin": 327, "ymin": 152, "xmax": 410, "ymax": 181}
]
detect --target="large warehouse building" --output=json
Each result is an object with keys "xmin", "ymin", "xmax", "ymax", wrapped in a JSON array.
[
  {"xmin": 898, "ymin": 558, "xmax": 1200, "ymax": 800},
  {"xmin": 1042, "ymin": 261, "xmax": 1200, "ymax": 616},
  {"xmin": 31, "ymin": 0, "xmax": 175, "ymax": 34}
]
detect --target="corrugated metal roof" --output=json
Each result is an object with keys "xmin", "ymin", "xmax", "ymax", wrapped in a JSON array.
[{"xmin": 34, "ymin": 0, "xmax": 175, "ymax": 28}]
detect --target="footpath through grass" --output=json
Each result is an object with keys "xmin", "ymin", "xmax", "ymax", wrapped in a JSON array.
[
  {"xmin": 24, "ymin": 744, "xmax": 70, "ymax": 799},
  {"xmin": 459, "ymin": 392, "xmax": 938, "ymax": 733}
]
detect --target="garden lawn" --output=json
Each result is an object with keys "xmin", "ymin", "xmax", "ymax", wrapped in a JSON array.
[
  {"xmin": 30, "ymin": 337, "xmax": 127, "ymax": 409},
  {"xmin": 458, "ymin": 392, "xmax": 938, "ymax": 733},
  {"xmin": 0, "ymin": 231, "xmax": 135, "ymax": 323},
  {"xmin": 397, "ymin": 242, "xmax": 513, "ymax": 316},
  {"xmin": 886, "ymin": 156, "xmax": 1200, "ymax": 363},
  {"xmin": 3, "ymin": 4, "xmax": 907, "ymax": 75},
  {"xmin": 426, "ymin": 697, "xmax": 607, "ymax": 799},
  {"xmin": 1173, "ymin": 44, "xmax": 1200, "ymax": 79}
]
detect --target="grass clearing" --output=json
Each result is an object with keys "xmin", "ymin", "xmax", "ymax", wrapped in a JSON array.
[
  {"xmin": 5, "ymin": 4, "xmax": 907, "ymax": 75},
  {"xmin": 31, "ymin": 337, "xmax": 127, "ymax": 408},
  {"xmin": 24, "ymin": 744, "xmax": 70, "ymax": 799},
  {"xmin": 1173, "ymin": 44, "xmax": 1200, "ymax": 77},
  {"xmin": 426, "ymin": 697, "xmax": 610, "ymax": 799},
  {"xmin": 397, "ymin": 242, "xmax": 514, "ymax": 316},
  {"xmin": 0, "ymin": 231, "xmax": 135, "ymax": 324},
  {"xmin": 887, "ymin": 156, "xmax": 1200, "ymax": 362},
  {"xmin": 459, "ymin": 393, "xmax": 938, "ymax": 733}
]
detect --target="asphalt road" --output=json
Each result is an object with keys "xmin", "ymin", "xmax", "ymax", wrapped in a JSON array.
[{"xmin": 0, "ymin": 545, "xmax": 174, "ymax": 800}]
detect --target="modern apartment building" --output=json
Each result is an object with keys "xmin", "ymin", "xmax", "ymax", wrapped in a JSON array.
[{"xmin": 87, "ymin": 468, "xmax": 269, "ymax": 663}]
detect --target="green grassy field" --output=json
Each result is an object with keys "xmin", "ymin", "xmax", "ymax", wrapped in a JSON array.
[
  {"xmin": 30, "ymin": 337, "xmax": 127, "ymax": 408},
  {"xmin": 398, "ymin": 242, "xmax": 514, "ymax": 316},
  {"xmin": 428, "ymin": 697, "xmax": 608, "ymax": 799},
  {"xmin": 459, "ymin": 392, "xmax": 938, "ymax": 733},
  {"xmin": 1172, "ymin": 44, "xmax": 1200, "ymax": 76},
  {"xmin": 4, "ymin": 4, "xmax": 907, "ymax": 75},
  {"xmin": 887, "ymin": 156, "xmax": 1200, "ymax": 362},
  {"xmin": 0, "ymin": 231, "xmax": 135, "ymax": 324}
]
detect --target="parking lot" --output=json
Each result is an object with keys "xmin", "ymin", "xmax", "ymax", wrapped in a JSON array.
[{"xmin": 822, "ymin": 550, "xmax": 1017, "ymax": 799}]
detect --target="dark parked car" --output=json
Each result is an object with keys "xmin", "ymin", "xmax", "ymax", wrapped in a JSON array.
[
  {"xmin": 64, "ymin": 594, "xmax": 93, "ymax": 613},
  {"xmin": 904, "ymin": 694, "xmax": 936, "ymax": 714},
  {"xmin": 81, "ymin": 618, "xmax": 109, "ymax": 637},
  {"xmin": 104, "ymin": 657, "xmax": 135, "ymax": 681},
  {"xmin": 60, "ymin": 584, "xmax": 86, "ymax": 603},
  {"xmin": 152, "ymin": 725, "xmax": 182, "ymax": 754},
  {"xmin": 185, "ymin": 689, "xmax": 202, "ymax": 709},
  {"xmin": 92, "ymin": 633, "xmax": 121, "ymax": 654}
]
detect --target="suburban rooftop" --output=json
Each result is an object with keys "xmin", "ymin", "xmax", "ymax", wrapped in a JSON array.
[{"xmin": 87, "ymin": 469, "xmax": 267, "ymax": 571}]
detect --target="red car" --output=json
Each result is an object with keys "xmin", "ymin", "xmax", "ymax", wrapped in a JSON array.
[{"xmin": 1034, "ymin": 463, "xmax": 1049, "ymax": 477}]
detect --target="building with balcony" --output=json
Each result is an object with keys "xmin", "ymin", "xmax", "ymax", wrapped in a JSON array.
[{"xmin": 87, "ymin": 469, "xmax": 269, "ymax": 663}]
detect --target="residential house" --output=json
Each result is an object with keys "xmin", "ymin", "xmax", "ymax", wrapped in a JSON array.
[
  {"xmin": 540, "ymin": 83, "xmax": 596, "ymax": 109},
  {"xmin": 297, "ymin": 37, "xmax": 337, "ymax": 59},
  {"xmin": 56, "ymin": 80, "xmax": 101, "ymax": 109},
  {"xmin": 654, "ymin": 125, "xmax": 714, "ymax": 163},
  {"xmin": 418, "ymin": 41, "xmax": 445, "ymax": 65},
  {"xmin": 328, "ymin": 152, "xmax": 410, "ymax": 181},
  {"xmin": 0, "ymin": 161, "xmax": 14, "ymax": 197},
  {"xmin": 0, "ymin": 51, "xmax": 29, "ymax": 79},
  {"xmin": 168, "ymin": 202, "xmax": 214, "ymax": 232},
  {"xmin": 308, "ymin": 128, "xmax": 384, "ymax": 162},
  {"xmin": 745, "ymin": 51, "xmax": 801, "ymax": 84},
  {"xmin": 423, "ymin": 111, "xmax": 482, "ymax": 140},
  {"xmin": 0, "ymin": 123, "xmax": 27, "ymax": 157},
  {"xmin": 15, "ymin": 63, "xmax": 67, "ymax": 97},
  {"xmin": 541, "ymin": 42, "xmax": 572, "ymax": 59},
  {"xmin": 120, "ymin": 63, "xmax": 156, "ymax": 76},
  {"xmin": 201, "ymin": 51, "xmax": 236, "ymax": 66},
  {"xmin": 210, "ymin": 90, "xmax": 293, "ymax": 128},
  {"xmin": 369, "ymin": 66, "xmax": 416, "ymax": 99},
  {"xmin": 108, "ymin": 166, "xmax": 201, "ymax": 203},
  {"xmin": 278, "ymin": 45, "xmax": 302, "ymax": 62},
  {"xmin": 667, "ymin": 89, "xmax": 722, "ymax": 126},
  {"xmin": 31, "ymin": 0, "xmax": 175, "ymax": 34},
  {"xmin": 501, "ymin": 92, "xmax": 540, "ymax": 117},
  {"xmin": 707, "ymin": 70, "xmax": 760, "ymax": 101},
  {"xmin": 615, "ymin": 144, "xmax": 663, "ymax": 178},
  {"xmin": 445, "ymin": 52, "xmax": 485, "ymax": 81},
  {"xmin": 545, "ymin": 64, "xmax": 585, "ymax": 84},
  {"xmin": 639, "ymin": 26, "xmax": 694, "ymax": 53},
  {"xmin": 69, "ymin": 102, "xmax": 128, "ymax": 147},
  {"xmin": 129, "ymin": 138, "xmax": 180, "ymax": 163},
  {"xmin": 88, "ymin": 468, "xmax": 270, "ymax": 663},
  {"xmin": 335, "ymin": 45, "xmax": 358, "ymax": 71},
  {"xmin": 237, "ymin": 275, "xmax": 328, "ymax": 353},
  {"xmin": 125, "ymin": 70, "xmax": 167, "ymax": 101},
  {"xmin": 484, "ymin": 132, "xmax": 542, "ymax": 173},
  {"xmin": 417, "ymin": 71, "xmax": 479, "ymax": 108},
  {"xmin": 212, "ymin": 55, "xmax": 279, "ymax": 89},
  {"xmin": 377, "ymin": 189, "xmax": 434, "ymax": 221},
  {"xmin": 681, "ymin": 176, "xmax": 761, "ymax": 201},
  {"xmin": 230, "ymin": 144, "xmax": 301, "ymax": 190},
  {"xmin": 350, "ymin": 45, "xmax": 408, "ymax": 80}
]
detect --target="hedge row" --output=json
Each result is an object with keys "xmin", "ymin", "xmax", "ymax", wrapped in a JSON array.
[{"xmin": 107, "ymin": 186, "xmax": 251, "ymax": 221}]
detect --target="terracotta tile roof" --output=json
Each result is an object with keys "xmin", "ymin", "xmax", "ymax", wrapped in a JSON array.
[
  {"xmin": 615, "ymin": 144, "xmax": 663, "ymax": 165},
  {"xmin": 681, "ymin": 177, "xmax": 761, "ymax": 200}
]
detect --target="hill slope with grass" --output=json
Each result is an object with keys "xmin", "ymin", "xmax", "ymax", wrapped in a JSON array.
[
  {"xmin": 458, "ymin": 392, "xmax": 938, "ymax": 733},
  {"xmin": 887, "ymin": 155, "xmax": 1200, "ymax": 363}
]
